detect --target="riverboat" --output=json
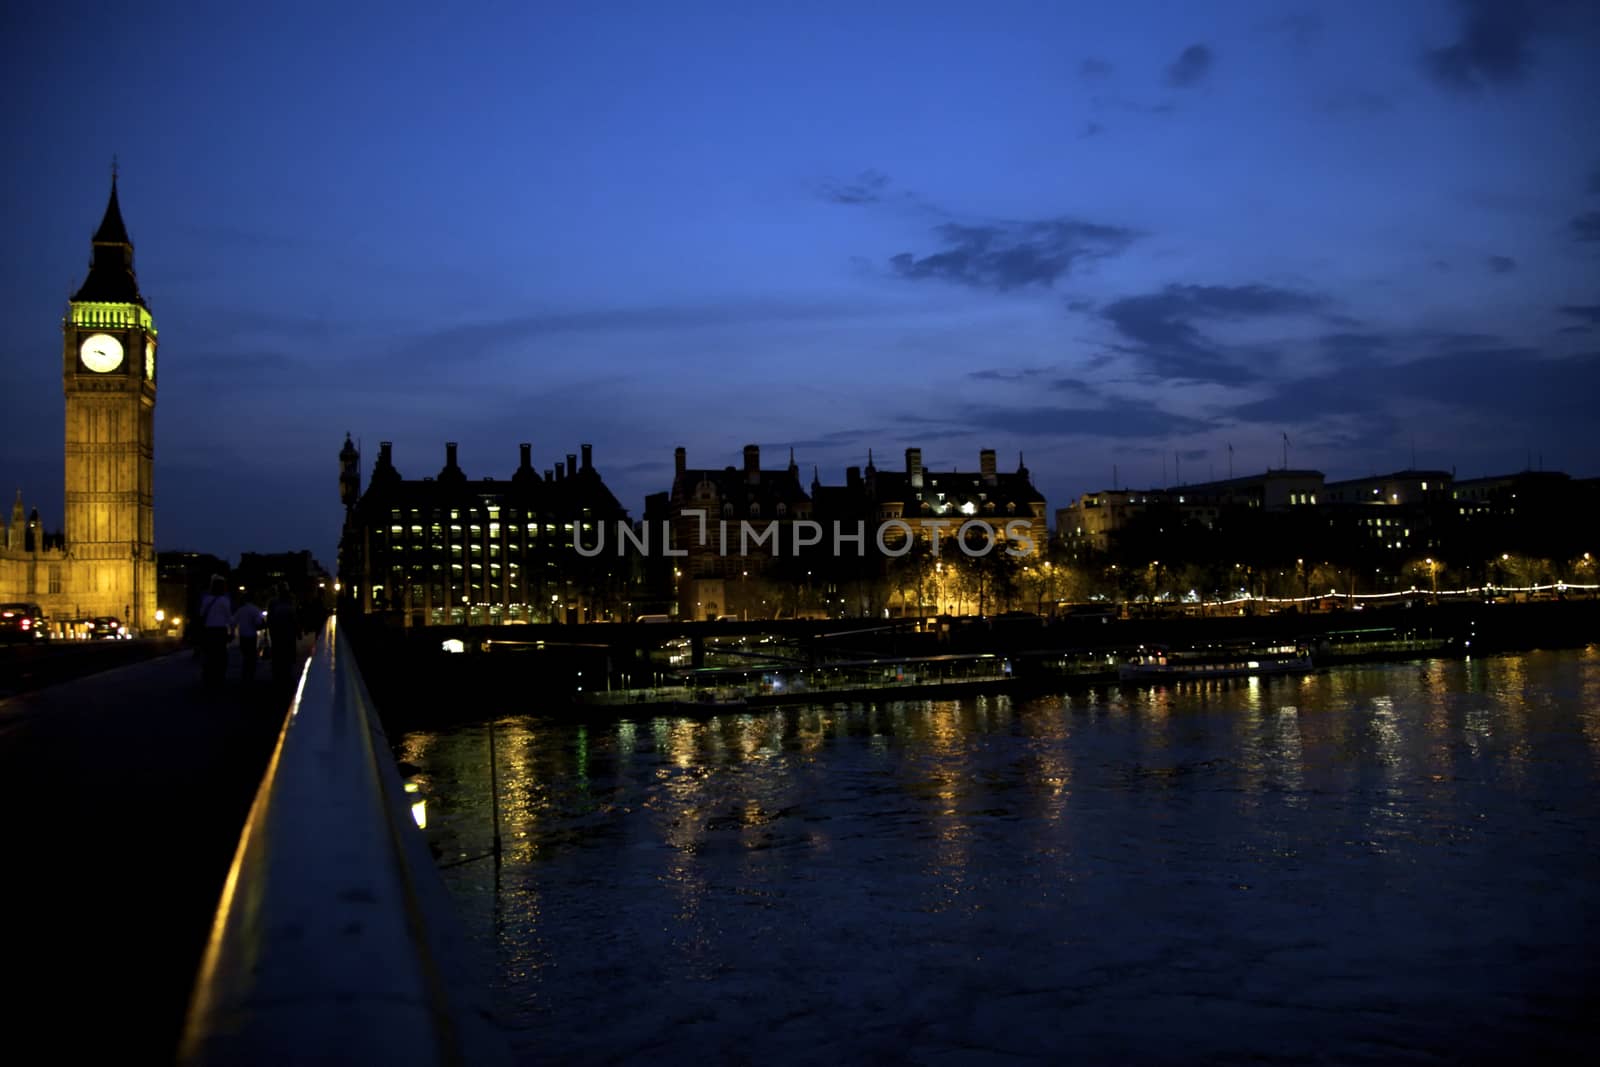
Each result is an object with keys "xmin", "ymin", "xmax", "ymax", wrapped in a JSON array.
[
  {"xmin": 671, "ymin": 688, "xmax": 749, "ymax": 711},
  {"xmin": 1118, "ymin": 644, "xmax": 1313, "ymax": 682}
]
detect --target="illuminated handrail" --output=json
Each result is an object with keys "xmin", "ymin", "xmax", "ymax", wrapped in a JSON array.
[{"xmin": 179, "ymin": 617, "xmax": 508, "ymax": 1066}]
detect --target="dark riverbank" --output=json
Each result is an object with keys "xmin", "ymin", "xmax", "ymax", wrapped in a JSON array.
[{"xmin": 351, "ymin": 598, "xmax": 1600, "ymax": 728}]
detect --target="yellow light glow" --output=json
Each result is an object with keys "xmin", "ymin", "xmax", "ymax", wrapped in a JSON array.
[
  {"xmin": 410, "ymin": 799, "xmax": 427, "ymax": 829},
  {"xmin": 289, "ymin": 657, "xmax": 312, "ymax": 717}
]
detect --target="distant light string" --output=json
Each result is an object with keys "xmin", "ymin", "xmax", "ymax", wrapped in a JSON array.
[{"xmin": 1208, "ymin": 582, "xmax": 1599, "ymax": 607}]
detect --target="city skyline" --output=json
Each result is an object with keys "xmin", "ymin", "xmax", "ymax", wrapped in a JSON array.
[{"xmin": 3, "ymin": 2, "xmax": 1598, "ymax": 568}]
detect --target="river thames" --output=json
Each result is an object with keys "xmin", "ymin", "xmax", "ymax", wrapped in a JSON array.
[{"xmin": 399, "ymin": 649, "xmax": 1600, "ymax": 1063}]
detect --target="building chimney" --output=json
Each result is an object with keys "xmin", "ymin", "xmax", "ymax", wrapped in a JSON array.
[
  {"xmin": 847, "ymin": 465, "xmax": 861, "ymax": 489},
  {"xmin": 378, "ymin": 441, "xmax": 393, "ymax": 467},
  {"xmin": 544, "ymin": 468, "xmax": 554, "ymax": 481},
  {"xmin": 512, "ymin": 442, "xmax": 539, "ymax": 485},
  {"xmin": 675, "ymin": 446, "xmax": 687, "ymax": 477},
  {"xmin": 906, "ymin": 447, "xmax": 923, "ymax": 489},
  {"xmin": 581, "ymin": 443, "xmax": 593, "ymax": 471},
  {"xmin": 445, "ymin": 442, "xmax": 459, "ymax": 468},
  {"xmin": 566, "ymin": 453, "xmax": 578, "ymax": 478},
  {"xmin": 744, "ymin": 444, "xmax": 760, "ymax": 485},
  {"xmin": 981, "ymin": 448, "xmax": 997, "ymax": 485},
  {"xmin": 555, "ymin": 461, "xmax": 565, "ymax": 482}
]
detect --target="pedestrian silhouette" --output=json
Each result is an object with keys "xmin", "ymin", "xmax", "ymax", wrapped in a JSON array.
[
  {"xmin": 198, "ymin": 576, "xmax": 233, "ymax": 689},
  {"xmin": 266, "ymin": 583, "xmax": 302, "ymax": 687},
  {"xmin": 232, "ymin": 591, "xmax": 265, "ymax": 685}
]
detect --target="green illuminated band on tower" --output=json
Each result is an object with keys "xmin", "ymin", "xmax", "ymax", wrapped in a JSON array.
[{"xmin": 66, "ymin": 301, "xmax": 157, "ymax": 334}]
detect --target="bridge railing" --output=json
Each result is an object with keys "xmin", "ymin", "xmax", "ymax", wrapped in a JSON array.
[{"xmin": 179, "ymin": 616, "xmax": 508, "ymax": 1066}]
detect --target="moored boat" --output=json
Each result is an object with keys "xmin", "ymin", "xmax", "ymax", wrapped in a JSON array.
[
  {"xmin": 671, "ymin": 688, "xmax": 749, "ymax": 711},
  {"xmin": 1118, "ymin": 644, "xmax": 1313, "ymax": 682}
]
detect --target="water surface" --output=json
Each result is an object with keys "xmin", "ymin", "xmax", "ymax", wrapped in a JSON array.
[{"xmin": 402, "ymin": 650, "xmax": 1600, "ymax": 1063}]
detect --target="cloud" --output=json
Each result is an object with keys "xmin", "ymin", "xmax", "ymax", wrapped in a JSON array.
[
  {"xmin": 1423, "ymin": 0, "xmax": 1545, "ymax": 91},
  {"xmin": 1090, "ymin": 94, "xmax": 1177, "ymax": 118},
  {"xmin": 777, "ymin": 428, "xmax": 885, "ymax": 451},
  {"xmin": 1101, "ymin": 283, "xmax": 1329, "ymax": 383},
  {"xmin": 1319, "ymin": 90, "xmax": 1394, "ymax": 117},
  {"xmin": 375, "ymin": 299, "xmax": 900, "ymax": 368},
  {"xmin": 968, "ymin": 367, "xmax": 1052, "ymax": 382},
  {"xmin": 884, "ymin": 414, "xmax": 983, "ymax": 444},
  {"xmin": 1079, "ymin": 58, "xmax": 1113, "ymax": 78},
  {"xmin": 957, "ymin": 403, "xmax": 1211, "ymax": 439},
  {"xmin": 1233, "ymin": 345, "xmax": 1600, "ymax": 434},
  {"xmin": 1487, "ymin": 254, "xmax": 1517, "ymax": 273},
  {"xmin": 890, "ymin": 218, "xmax": 1138, "ymax": 291},
  {"xmin": 1559, "ymin": 305, "xmax": 1600, "ymax": 325},
  {"xmin": 1262, "ymin": 12, "xmax": 1322, "ymax": 52},
  {"xmin": 1166, "ymin": 44, "xmax": 1214, "ymax": 88},
  {"xmin": 179, "ymin": 348, "xmax": 312, "ymax": 387},
  {"xmin": 1572, "ymin": 211, "xmax": 1600, "ymax": 242},
  {"xmin": 818, "ymin": 170, "xmax": 891, "ymax": 205},
  {"xmin": 1318, "ymin": 332, "xmax": 1394, "ymax": 360},
  {"xmin": 605, "ymin": 460, "xmax": 670, "ymax": 477}
]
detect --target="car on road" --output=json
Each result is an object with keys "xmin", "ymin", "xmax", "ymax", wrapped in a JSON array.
[
  {"xmin": 0, "ymin": 602, "xmax": 51, "ymax": 643},
  {"xmin": 88, "ymin": 616, "xmax": 129, "ymax": 640}
]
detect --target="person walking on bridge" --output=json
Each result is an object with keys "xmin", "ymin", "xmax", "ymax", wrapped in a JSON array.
[
  {"xmin": 232, "ymin": 592, "xmax": 265, "ymax": 685},
  {"xmin": 266, "ymin": 583, "xmax": 302, "ymax": 687},
  {"xmin": 198, "ymin": 576, "xmax": 233, "ymax": 689}
]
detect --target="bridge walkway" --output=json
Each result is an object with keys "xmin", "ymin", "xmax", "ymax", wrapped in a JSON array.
[{"xmin": 0, "ymin": 643, "xmax": 305, "ymax": 1061}]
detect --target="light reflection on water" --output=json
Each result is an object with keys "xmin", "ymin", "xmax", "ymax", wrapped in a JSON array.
[{"xmin": 408, "ymin": 649, "xmax": 1600, "ymax": 1063}]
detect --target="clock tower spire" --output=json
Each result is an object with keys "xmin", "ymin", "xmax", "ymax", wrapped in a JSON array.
[{"xmin": 63, "ymin": 173, "xmax": 157, "ymax": 631}]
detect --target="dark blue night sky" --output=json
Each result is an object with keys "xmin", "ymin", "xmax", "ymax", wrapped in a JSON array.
[{"xmin": 3, "ymin": 1, "xmax": 1597, "ymax": 566}]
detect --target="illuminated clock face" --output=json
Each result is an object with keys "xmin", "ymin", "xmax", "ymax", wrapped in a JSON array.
[
  {"xmin": 145, "ymin": 340, "xmax": 155, "ymax": 381},
  {"xmin": 80, "ymin": 332, "xmax": 124, "ymax": 373}
]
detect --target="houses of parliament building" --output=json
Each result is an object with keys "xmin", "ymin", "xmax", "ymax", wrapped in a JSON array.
[{"xmin": 0, "ymin": 178, "xmax": 158, "ymax": 631}]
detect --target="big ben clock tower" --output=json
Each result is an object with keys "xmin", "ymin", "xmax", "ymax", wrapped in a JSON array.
[{"xmin": 63, "ymin": 173, "xmax": 156, "ymax": 630}]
